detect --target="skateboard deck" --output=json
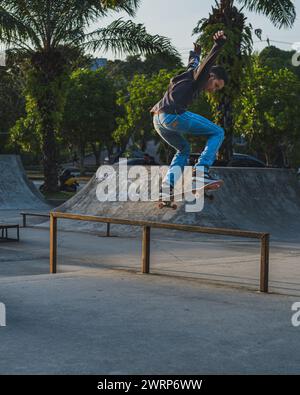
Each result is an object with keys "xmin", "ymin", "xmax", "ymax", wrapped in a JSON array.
[{"xmin": 157, "ymin": 179, "xmax": 224, "ymax": 209}]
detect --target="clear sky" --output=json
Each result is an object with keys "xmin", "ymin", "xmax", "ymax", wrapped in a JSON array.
[{"xmin": 92, "ymin": 0, "xmax": 300, "ymax": 61}]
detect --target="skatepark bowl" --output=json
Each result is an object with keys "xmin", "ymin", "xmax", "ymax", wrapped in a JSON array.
[
  {"xmin": 49, "ymin": 212, "xmax": 270, "ymax": 293},
  {"xmin": 0, "ymin": 155, "xmax": 50, "ymax": 211}
]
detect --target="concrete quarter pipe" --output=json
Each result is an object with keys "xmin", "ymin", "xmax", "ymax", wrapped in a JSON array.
[
  {"xmin": 56, "ymin": 166, "xmax": 300, "ymax": 241},
  {"xmin": 0, "ymin": 155, "xmax": 50, "ymax": 211}
]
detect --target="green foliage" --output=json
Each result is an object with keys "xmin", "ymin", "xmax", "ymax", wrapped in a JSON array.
[
  {"xmin": 10, "ymin": 94, "xmax": 41, "ymax": 152},
  {"xmin": 106, "ymin": 52, "xmax": 183, "ymax": 93},
  {"xmin": 9, "ymin": 52, "xmax": 70, "ymax": 151},
  {"xmin": 62, "ymin": 67, "xmax": 117, "ymax": 150},
  {"xmin": 0, "ymin": 66, "xmax": 25, "ymax": 152},
  {"xmin": 259, "ymin": 46, "xmax": 300, "ymax": 79},
  {"xmin": 143, "ymin": 52, "xmax": 183, "ymax": 74},
  {"xmin": 114, "ymin": 70, "xmax": 173, "ymax": 150},
  {"xmin": 235, "ymin": 57, "xmax": 300, "ymax": 165}
]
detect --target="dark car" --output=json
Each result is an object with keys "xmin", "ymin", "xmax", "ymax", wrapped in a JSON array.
[
  {"xmin": 189, "ymin": 153, "xmax": 266, "ymax": 168},
  {"xmin": 227, "ymin": 153, "xmax": 266, "ymax": 168},
  {"xmin": 60, "ymin": 166, "xmax": 81, "ymax": 177},
  {"xmin": 119, "ymin": 156, "xmax": 158, "ymax": 166}
]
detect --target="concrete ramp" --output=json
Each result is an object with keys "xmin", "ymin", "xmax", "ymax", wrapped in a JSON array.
[
  {"xmin": 0, "ymin": 155, "xmax": 50, "ymax": 211},
  {"xmin": 56, "ymin": 166, "xmax": 300, "ymax": 241}
]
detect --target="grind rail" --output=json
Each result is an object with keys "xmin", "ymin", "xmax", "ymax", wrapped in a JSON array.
[{"xmin": 50, "ymin": 212, "xmax": 270, "ymax": 293}]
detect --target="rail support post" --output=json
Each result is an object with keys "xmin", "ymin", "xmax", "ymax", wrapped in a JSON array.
[
  {"xmin": 142, "ymin": 226, "xmax": 151, "ymax": 274},
  {"xmin": 50, "ymin": 214, "xmax": 57, "ymax": 274},
  {"xmin": 260, "ymin": 234, "xmax": 270, "ymax": 293}
]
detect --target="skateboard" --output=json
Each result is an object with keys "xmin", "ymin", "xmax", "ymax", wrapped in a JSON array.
[{"xmin": 157, "ymin": 179, "xmax": 224, "ymax": 210}]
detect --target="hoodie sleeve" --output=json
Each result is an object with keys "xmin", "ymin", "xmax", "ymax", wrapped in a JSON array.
[{"xmin": 187, "ymin": 50, "xmax": 201, "ymax": 71}]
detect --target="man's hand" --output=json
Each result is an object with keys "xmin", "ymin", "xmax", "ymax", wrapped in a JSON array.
[
  {"xmin": 193, "ymin": 42, "xmax": 201, "ymax": 56},
  {"xmin": 213, "ymin": 30, "xmax": 227, "ymax": 44}
]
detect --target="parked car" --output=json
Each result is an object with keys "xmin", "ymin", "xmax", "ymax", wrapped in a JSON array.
[
  {"xmin": 189, "ymin": 153, "xmax": 266, "ymax": 168},
  {"xmin": 118, "ymin": 154, "xmax": 158, "ymax": 166},
  {"xmin": 227, "ymin": 153, "xmax": 266, "ymax": 168},
  {"xmin": 60, "ymin": 166, "xmax": 81, "ymax": 177}
]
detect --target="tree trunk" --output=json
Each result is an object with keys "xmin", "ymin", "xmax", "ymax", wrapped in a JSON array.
[
  {"xmin": 79, "ymin": 142, "xmax": 86, "ymax": 176},
  {"xmin": 112, "ymin": 140, "xmax": 129, "ymax": 164},
  {"xmin": 265, "ymin": 152, "xmax": 270, "ymax": 167},
  {"xmin": 141, "ymin": 135, "xmax": 147, "ymax": 152},
  {"xmin": 219, "ymin": 95, "xmax": 234, "ymax": 161},
  {"xmin": 106, "ymin": 142, "xmax": 115, "ymax": 164},
  {"xmin": 42, "ymin": 126, "xmax": 59, "ymax": 192},
  {"xmin": 29, "ymin": 50, "xmax": 67, "ymax": 192},
  {"xmin": 91, "ymin": 142, "xmax": 102, "ymax": 168}
]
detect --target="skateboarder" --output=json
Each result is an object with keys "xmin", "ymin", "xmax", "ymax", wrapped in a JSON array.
[{"xmin": 151, "ymin": 31, "xmax": 228, "ymax": 198}]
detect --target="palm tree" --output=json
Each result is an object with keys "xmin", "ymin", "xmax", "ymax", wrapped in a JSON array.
[
  {"xmin": 0, "ymin": 0, "xmax": 178, "ymax": 191},
  {"xmin": 193, "ymin": 0, "xmax": 296, "ymax": 160}
]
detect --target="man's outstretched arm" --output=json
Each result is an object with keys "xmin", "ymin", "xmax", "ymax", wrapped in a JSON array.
[{"xmin": 193, "ymin": 31, "xmax": 227, "ymax": 82}]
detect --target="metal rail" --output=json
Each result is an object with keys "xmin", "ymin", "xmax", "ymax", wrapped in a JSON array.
[
  {"xmin": 21, "ymin": 212, "xmax": 111, "ymax": 236},
  {"xmin": 49, "ymin": 212, "xmax": 270, "ymax": 293},
  {"xmin": 20, "ymin": 212, "xmax": 50, "ymax": 228},
  {"xmin": 0, "ymin": 224, "xmax": 19, "ymax": 241}
]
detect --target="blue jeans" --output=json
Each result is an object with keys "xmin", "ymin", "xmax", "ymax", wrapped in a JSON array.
[{"xmin": 153, "ymin": 111, "xmax": 224, "ymax": 186}]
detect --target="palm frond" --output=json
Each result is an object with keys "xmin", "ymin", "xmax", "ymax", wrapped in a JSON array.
[
  {"xmin": 42, "ymin": 1, "xmax": 141, "ymax": 47},
  {"xmin": 0, "ymin": 3, "xmax": 43, "ymax": 49},
  {"xmin": 0, "ymin": 0, "xmax": 173, "ymax": 57},
  {"xmin": 105, "ymin": 0, "xmax": 141, "ymax": 17},
  {"xmin": 71, "ymin": 0, "xmax": 140, "ymax": 19},
  {"xmin": 0, "ymin": 6, "xmax": 29, "ymax": 41},
  {"xmin": 237, "ymin": 0, "xmax": 296, "ymax": 28},
  {"xmin": 84, "ymin": 18, "xmax": 178, "ymax": 56},
  {"xmin": 192, "ymin": 18, "xmax": 208, "ymax": 36}
]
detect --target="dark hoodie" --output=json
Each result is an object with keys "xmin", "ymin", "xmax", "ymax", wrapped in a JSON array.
[{"xmin": 150, "ymin": 38, "xmax": 226, "ymax": 115}]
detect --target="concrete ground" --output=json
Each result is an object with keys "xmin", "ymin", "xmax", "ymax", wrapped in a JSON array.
[
  {"xmin": 1, "ymin": 213, "xmax": 300, "ymax": 374},
  {"xmin": 1, "ymin": 225, "xmax": 300, "ymax": 295},
  {"xmin": 1, "ymin": 269, "xmax": 300, "ymax": 374}
]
